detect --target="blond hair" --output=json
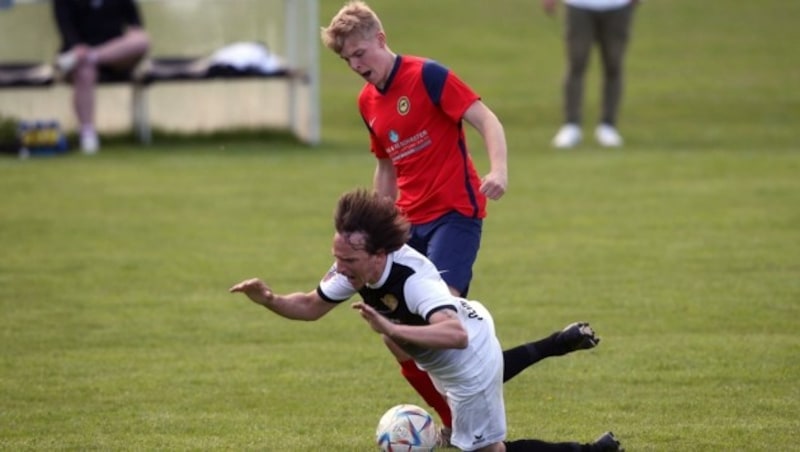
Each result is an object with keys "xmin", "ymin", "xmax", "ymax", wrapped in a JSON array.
[{"xmin": 321, "ymin": 1, "xmax": 384, "ymax": 53}]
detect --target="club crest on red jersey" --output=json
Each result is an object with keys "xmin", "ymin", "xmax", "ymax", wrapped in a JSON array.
[{"xmin": 397, "ymin": 96, "xmax": 410, "ymax": 115}]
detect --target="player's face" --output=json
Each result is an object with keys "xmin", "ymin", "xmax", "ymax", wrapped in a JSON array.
[
  {"xmin": 332, "ymin": 232, "xmax": 384, "ymax": 288},
  {"xmin": 339, "ymin": 31, "xmax": 389, "ymax": 88}
]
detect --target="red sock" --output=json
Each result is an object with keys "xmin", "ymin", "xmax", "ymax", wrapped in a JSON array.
[{"xmin": 399, "ymin": 360, "xmax": 452, "ymax": 428}]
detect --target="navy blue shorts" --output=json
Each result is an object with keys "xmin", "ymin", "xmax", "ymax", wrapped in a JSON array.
[{"xmin": 407, "ymin": 211, "xmax": 482, "ymax": 297}]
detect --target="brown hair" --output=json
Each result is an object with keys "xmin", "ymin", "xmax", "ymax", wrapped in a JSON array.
[
  {"xmin": 334, "ymin": 188, "xmax": 409, "ymax": 255},
  {"xmin": 321, "ymin": 1, "xmax": 383, "ymax": 53}
]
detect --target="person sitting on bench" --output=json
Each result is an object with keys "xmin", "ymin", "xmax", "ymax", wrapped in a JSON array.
[{"xmin": 53, "ymin": 0, "xmax": 150, "ymax": 154}]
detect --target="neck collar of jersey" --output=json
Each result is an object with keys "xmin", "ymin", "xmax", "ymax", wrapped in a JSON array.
[{"xmin": 378, "ymin": 55, "xmax": 402, "ymax": 95}]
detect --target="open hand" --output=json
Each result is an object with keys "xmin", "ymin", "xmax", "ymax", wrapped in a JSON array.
[
  {"xmin": 229, "ymin": 278, "xmax": 274, "ymax": 305},
  {"xmin": 352, "ymin": 301, "xmax": 394, "ymax": 336}
]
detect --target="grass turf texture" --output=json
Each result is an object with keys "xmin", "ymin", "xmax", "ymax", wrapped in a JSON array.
[{"xmin": 1, "ymin": 0, "xmax": 798, "ymax": 450}]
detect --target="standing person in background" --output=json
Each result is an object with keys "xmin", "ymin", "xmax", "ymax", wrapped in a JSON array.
[
  {"xmin": 52, "ymin": 0, "xmax": 150, "ymax": 154},
  {"xmin": 320, "ymin": 1, "xmax": 510, "ymax": 445},
  {"xmin": 544, "ymin": 0, "xmax": 639, "ymax": 149}
]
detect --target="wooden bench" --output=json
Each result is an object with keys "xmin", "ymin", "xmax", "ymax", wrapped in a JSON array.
[{"xmin": 0, "ymin": 0, "xmax": 320, "ymax": 145}]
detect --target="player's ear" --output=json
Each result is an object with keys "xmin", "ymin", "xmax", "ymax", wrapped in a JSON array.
[{"xmin": 376, "ymin": 31, "xmax": 387, "ymax": 48}]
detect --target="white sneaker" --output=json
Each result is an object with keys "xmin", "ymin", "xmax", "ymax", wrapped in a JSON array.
[
  {"xmin": 80, "ymin": 130, "xmax": 99, "ymax": 155},
  {"xmin": 56, "ymin": 50, "xmax": 78, "ymax": 74},
  {"xmin": 595, "ymin": 124, "xmax": 623, "ymax": 147},
  {"xmin": 552, "ymin": 124, "xmax": 582, "ymax": 149}
]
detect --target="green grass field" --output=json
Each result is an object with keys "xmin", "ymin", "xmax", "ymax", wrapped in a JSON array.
[{"xmin": 1, "ymin": 0, "xmax": 799, "ymax": 450}]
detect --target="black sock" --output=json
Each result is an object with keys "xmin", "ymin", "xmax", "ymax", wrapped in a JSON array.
[
  {"xmin": 535, "ymin": 330, "xmax": 571, "ymax": 357},
  {"xmin": 503, "ymin": 331, "xmax": 563, "ymax": 382},
  {"xmin": 503, "ymin": 343, "xmax": 541, "ymax": 382},
  {"xmin": 504, "ymin": 439, "xmax": 582, "ymax": 452}
]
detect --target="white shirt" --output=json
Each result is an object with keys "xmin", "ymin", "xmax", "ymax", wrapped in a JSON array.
[
  {"xmin": 565, "ymin": 0, "xmax": 631, "ymax": 11},
  {"xmin": 317, "ymin": 245, "xmax": 501, "ymax": 395}
]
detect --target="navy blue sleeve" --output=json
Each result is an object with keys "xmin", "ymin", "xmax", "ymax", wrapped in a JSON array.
[{"xmin": 421, "ymin": 60, "xmax": 449, "ymax": 107}]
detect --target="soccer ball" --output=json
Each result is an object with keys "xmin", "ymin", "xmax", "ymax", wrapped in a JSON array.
[{"xmin": 375, "ymin": 404, "xmax": 437, "ymax": 451}]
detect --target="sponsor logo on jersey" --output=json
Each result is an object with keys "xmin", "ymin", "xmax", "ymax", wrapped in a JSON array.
[{"xmin": 459, "ymin": 299, "xmax": 484, "ymax": 320}]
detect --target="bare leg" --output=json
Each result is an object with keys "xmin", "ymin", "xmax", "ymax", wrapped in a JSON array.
[
  {"xmin": 67, "ymin": 29, "xmax": 149, "ymax": 153},
  {"xmin": 71, "ymin": 49, "xmax": 98, "ymax": 133},
  {"xmin": 92, "ymin": 28, "xmax": 150, "ymax": 70}
]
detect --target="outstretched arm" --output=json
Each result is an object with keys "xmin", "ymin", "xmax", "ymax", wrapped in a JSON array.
[
  {"xmin": 463, "ymin": 100, "xmax": 508, "ymax": 201},
  {"xmin": 229, "ymin": 278, "xmax": 337, "ymax": 321}
]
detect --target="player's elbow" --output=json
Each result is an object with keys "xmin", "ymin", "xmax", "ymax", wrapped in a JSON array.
[{"xmin": 298, "ymin": 313, "xmax": 324, "ymax": 321}]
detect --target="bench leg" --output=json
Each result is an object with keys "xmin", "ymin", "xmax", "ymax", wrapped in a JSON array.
[{"xmin": 132, "ymin": 84, "xmax": 151, "ymax": 145}]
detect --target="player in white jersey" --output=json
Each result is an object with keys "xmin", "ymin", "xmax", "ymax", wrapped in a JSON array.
[{"xmin": 230, "ymin": 188, "xmax": 622, "ymax": 451}]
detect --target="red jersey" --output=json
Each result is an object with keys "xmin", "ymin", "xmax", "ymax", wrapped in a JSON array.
[{"xmin": 358, "ymin": 55, "xmax": 487, "ymax": 224}]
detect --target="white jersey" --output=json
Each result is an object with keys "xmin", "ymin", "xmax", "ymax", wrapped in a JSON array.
[
  {"xmin": 565, "ymin": 0, "xmax": 631, "ymax": 11},
  {"xmin": 317, "ymin": 244, "xmax": 502, "ymax": 396}
]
